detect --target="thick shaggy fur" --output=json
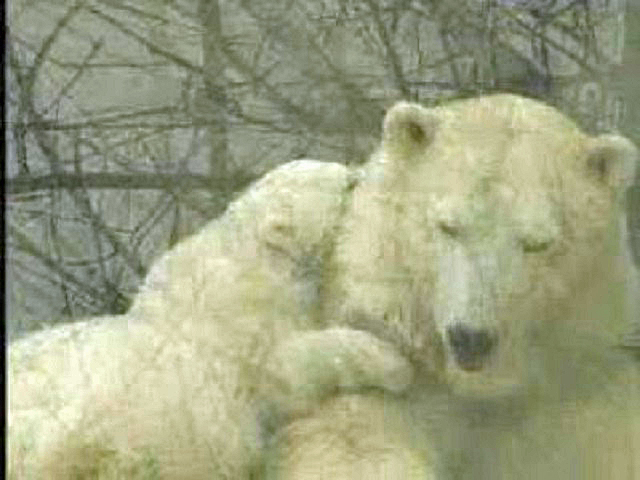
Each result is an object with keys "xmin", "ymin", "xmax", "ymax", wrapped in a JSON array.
[
  {"xmin": 263, "ymin": 394, "xmax": 437, "ymax": 480},
  {"xmin": 273, "ymin": 95, "xmax": 640, "ymax": 478},
  {"xmin": 8, "ymin": 160, "xmax": 415, "ymax": 479},
  {"xmin": 9, "ymin": 95, "xmax": 640, "ymax": 479}
]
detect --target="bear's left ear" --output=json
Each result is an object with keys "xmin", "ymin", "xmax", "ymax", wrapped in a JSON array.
[
  {"xmin": 586, "ymin": 134, "xmax": 638, "ymax": 188},
  {"xmin": 382, "ymin": 102, "xmax": 439, "ymax": 159}
]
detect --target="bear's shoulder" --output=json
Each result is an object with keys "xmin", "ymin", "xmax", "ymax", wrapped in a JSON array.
[{"xmin": 138, "ymin": 160, "xmax": 354, "ymax": 298}]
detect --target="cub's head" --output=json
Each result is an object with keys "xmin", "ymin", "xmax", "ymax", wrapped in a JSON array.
[{"xmin": 341, "ymin": 95, "xmax": 638, "ymax": 396}]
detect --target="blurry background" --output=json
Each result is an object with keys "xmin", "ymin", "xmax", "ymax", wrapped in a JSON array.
[{"xmin": 6, "ymin": 0, "xmax": 639, "ymax": 339}]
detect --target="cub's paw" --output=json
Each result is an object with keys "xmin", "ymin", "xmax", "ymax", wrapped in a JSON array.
[{"xmin": 264, "ymin": 328, "xmax": 414, "ymax": 416}]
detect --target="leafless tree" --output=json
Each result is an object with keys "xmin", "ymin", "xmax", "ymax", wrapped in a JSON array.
[{"xmin": 6, "ymin": 0, "xmax": 635, "ymax": 338}]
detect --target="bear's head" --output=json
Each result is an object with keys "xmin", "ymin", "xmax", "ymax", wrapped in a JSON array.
[{"xmin": 337, "ymin": 95, "xmax": 638, "ymax": 397}]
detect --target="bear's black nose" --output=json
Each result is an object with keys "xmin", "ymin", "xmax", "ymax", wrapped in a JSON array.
[{"xmin": 446, "ymin": 324, "xmax": 497, "ymax": 371}]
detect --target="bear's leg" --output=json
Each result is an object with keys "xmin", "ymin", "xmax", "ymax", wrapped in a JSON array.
[{"xmin": 262, "ymin": 393, "xmax": 437, "ymax": 480}]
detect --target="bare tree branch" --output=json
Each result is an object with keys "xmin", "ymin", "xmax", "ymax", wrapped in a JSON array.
[
  {"xmin": 8, "ymin": 223, "xmax": 131, "ymax": 314},
  {"xmin": 6, "ymin": 171, "xmax": 255, "ymax": 195}
]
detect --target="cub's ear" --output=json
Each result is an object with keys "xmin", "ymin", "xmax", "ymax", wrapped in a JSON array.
[
  {"xmin": 586, "ymin": 134, "xmax": 638, "ymax": 188},
  {"xmin": 382, "ymin": 102, "xmax": 439, "ymax": 157}
]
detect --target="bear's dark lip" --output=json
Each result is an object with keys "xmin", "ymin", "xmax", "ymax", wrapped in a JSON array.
[
  {"xmin": 452, "ymin": 354, "xmax": 491, "ymax": 372},
  {"xmin": 456, "ymin": 360, "xmax": 486, "ymax": 372}
]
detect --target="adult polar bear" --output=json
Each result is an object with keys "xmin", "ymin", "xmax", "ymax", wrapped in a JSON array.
[
  {"xmin": 9, "ymin": 94, "xmax": 640, "ymax": 479},
  {"xmin": 269, "ymin": 95, "xmax": 640, "ymax": 479}
]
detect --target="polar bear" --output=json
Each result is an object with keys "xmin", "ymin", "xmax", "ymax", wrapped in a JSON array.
[
  {"xmin": 8, "ymin": 160, "xmax": 415, "ymax": 479},
  {"xmin": 270, "ymin": 94, "xmax": 640, "ymax": 478},
  {"xmin": 328, "ymin": 94, "xmax": 639, "ymax": 395},
  {"xmin": 9, "ymin": 94, "xmax": 640, "ymax": 479}
]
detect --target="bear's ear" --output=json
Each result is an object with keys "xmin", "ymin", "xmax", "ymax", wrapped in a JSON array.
[
  {"xmin": 382, "ymin": 102, "xmax": 439, "ymax": 158},
  {"xmin": 586, "ymin": 134, "xmax": 638, "ymax": 188}
]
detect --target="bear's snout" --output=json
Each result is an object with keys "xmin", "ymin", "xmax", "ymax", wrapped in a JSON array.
[{"xmin": 446, "ymin": 324, "xmax": 497, "ymax": 371}]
